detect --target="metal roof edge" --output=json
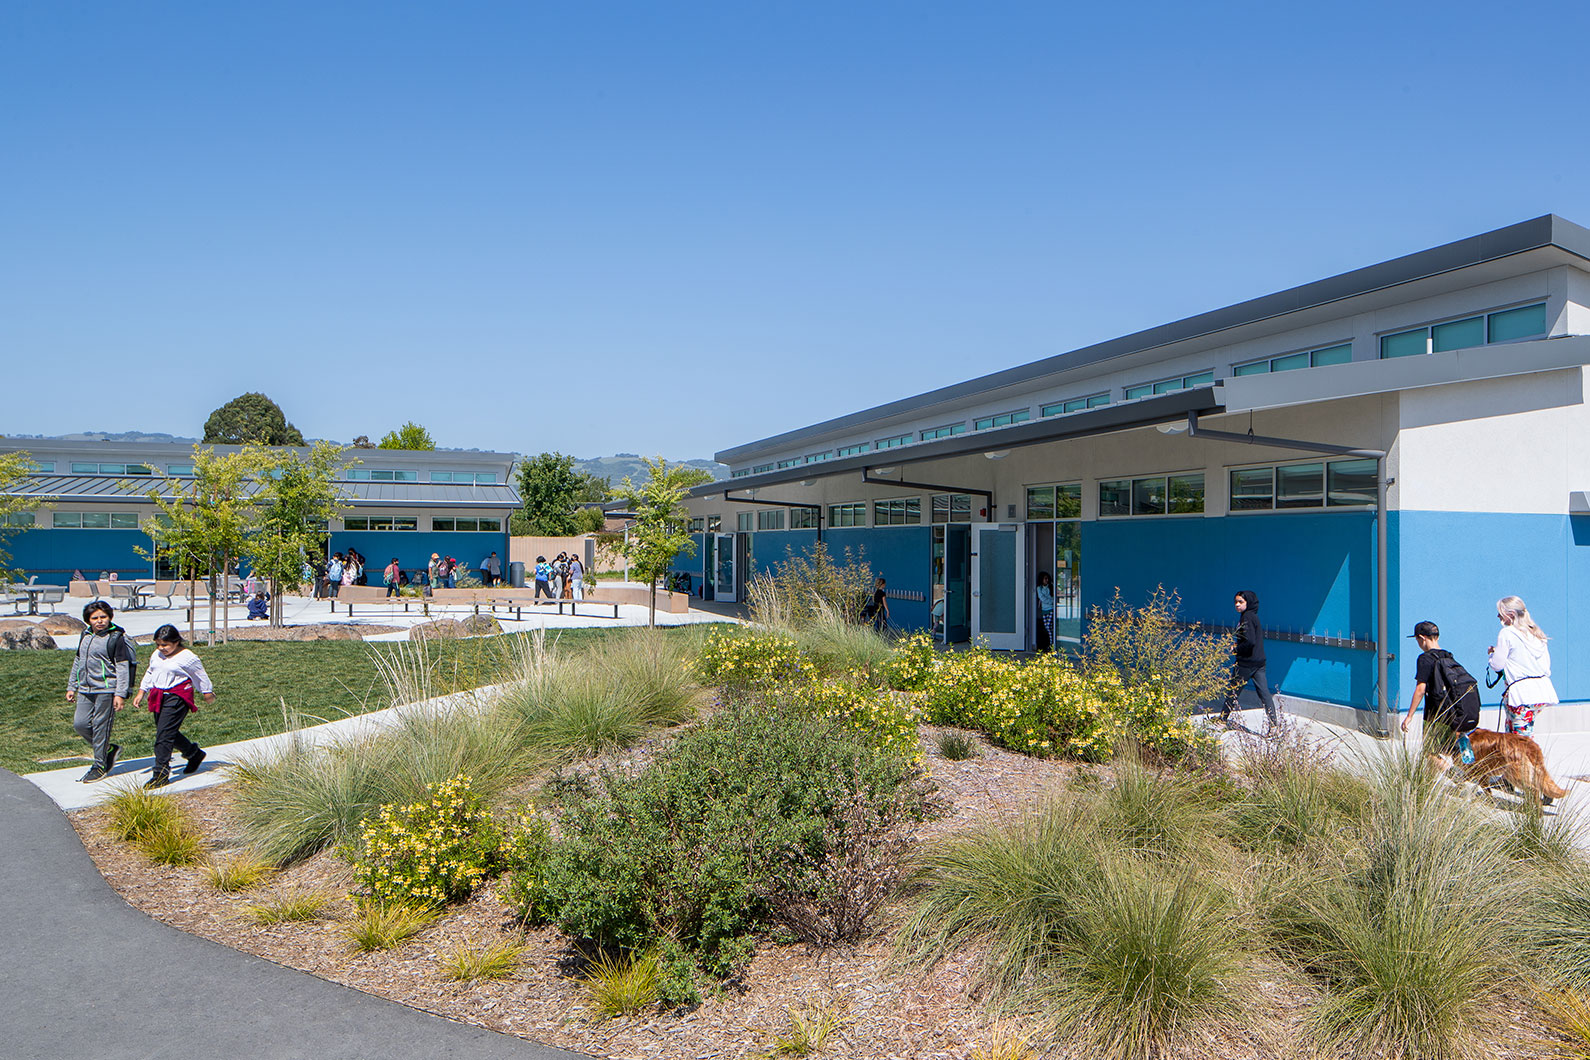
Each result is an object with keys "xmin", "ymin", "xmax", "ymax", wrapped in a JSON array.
[{"xmin": 715, "ymin": 214, "xmax": 1587, "ymax": 464}]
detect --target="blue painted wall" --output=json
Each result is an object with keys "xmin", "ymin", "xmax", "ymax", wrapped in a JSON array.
[
  {"xmin": 1395, "ymin": 510, "xmax": 1584, "ymax": 711},
  {"xmin": 1082, "ymin": 511, "xmax": 1380, "ymax": 708},
  {"xmin": 7, "ymin": 528, "xmax": 154, "ymax": 583},
  {"xmin": 824, "ymin": 526, "xmax": 932, "ymax": 631}
]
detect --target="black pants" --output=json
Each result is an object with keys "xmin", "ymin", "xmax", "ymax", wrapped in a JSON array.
[
  {"xmin": 386, "ymin": 582, "xmax": 400, "ymax": 597},
  {"xmin": 535, "ymin": 580, "xmax": 554, "ymax": 599},
  {"xmin": 1223, "ymin": 664, "xmax": 1281, "ymax": 728},
  {"xmin": 1035, "ymin": 613, "xmax": 1053, "ymax": 653},
  {"xmin": 153, "ymin": 693, "xmax": 201, "ymax": 775}
]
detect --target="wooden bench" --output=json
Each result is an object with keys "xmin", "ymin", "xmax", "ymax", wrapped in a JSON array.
[
  {"xmin": 330, "ymin": 585, "xmax": 415, "ymax": 617},
  {"xmin": 480, "ymin": 597, "xmax": 621, "ymax": 621}
]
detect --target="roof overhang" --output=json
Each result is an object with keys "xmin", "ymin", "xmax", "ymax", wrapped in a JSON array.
[{"xmin": 691, "ymin": 386, "xmax": 1223, "ymax": 497}]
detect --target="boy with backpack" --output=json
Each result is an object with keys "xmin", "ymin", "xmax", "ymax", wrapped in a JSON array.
[
  {"xmin": 1400, "ymin": 620, "xmax": 1482, "ymax": 762},
  {"xmin": 66, "ymin": 600, "xmax": 139, "ymax": 782}
]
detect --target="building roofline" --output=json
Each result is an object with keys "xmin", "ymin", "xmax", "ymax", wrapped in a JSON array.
[{"xmin": 715, "ymin": 214, "xmax": 1590, "ymax": 464}]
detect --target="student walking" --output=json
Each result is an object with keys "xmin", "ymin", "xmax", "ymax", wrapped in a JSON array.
[
  {"xmin": 534, "ymin": 555, "xmax": 554, "ymax": 599},
  {"xmin": 384, "ymin": 557, "xmax": 403, "ymax": 598},
  {"xmin": 569, "ymin": 554, "xmax": 585, "ymax": 599},
  {"xmin": 1488, "ymin": 595, "xmax": 1558, "ymax": 737},
  {"xmin": 480, "ymin": 551, "xmax": 501, "ymax": 587},
  {"xmin": 1034, "ymin": 571, "xmax": 1055, "ymax": 653},
  {"xmin": 1221, "ymin": 589, "xmax": 1283, "ymax": 735},
  {"xmin": 863, "ymin": 577, "xmax": 890, "ymax": 632},
  {"xmin": 66, "ymin": 600, "xmax": 137, "ymax": 783},
  {"xmin": 1400, "ymin": 620, "xmax": 1482, "ymax": 757},
  {"xmin": 327, "ymin": 553, "xmax": 344, "ymax": 599},
  {"xmin": 132, "ymin": 624, "xmax": 215, "ymax": 788}
]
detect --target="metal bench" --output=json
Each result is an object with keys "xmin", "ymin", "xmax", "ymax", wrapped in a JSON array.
[{"xmin": 480, "ymin": 597, "xmax": 620, "ymax": 621}]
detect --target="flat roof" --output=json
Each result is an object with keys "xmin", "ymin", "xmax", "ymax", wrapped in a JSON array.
[
  {"xmin": 5, "ymin": 475, "xmax": 521, "ymax": 509},
  {"xmin": 716, "ymin": 214, "xmax": 1590, "ymax": 464}
]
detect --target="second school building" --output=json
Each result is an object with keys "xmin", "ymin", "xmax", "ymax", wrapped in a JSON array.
[{"xmin": 675, "ymin": 215, "xmax": 1590, "ymax": 733}]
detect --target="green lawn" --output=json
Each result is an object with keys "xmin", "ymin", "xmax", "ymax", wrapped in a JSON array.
[{"xmin": 0, "ymin": 627, "xmax": 688, "ymax": 776}]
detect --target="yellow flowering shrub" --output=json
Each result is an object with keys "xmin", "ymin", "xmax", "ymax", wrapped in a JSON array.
[
  {"xmin": 884, "ymin": 631, "xmax": 937, "ymax": 691},
  {"xmin": 694, "ymin": 626, "xmax": 813, "ymax": 691},
  {"xmin": 805, "ymin": 675, "xmax": 922, "ymax": 761},
  {"xmin": 351, "ymin": 774, "xmax": 502, "ymax": 908}
]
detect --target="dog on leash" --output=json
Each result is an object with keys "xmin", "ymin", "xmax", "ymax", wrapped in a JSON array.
[{"xmin": 1430, "ymin": 728, "xmax": 1570, "ymax": 804}]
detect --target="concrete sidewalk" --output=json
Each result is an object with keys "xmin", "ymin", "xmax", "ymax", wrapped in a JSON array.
[{"xmin": 0, "ymin": 768, "xmax": 585, "ymax": 1060}]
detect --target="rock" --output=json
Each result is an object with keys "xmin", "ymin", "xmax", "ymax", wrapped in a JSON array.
[
  {"xmin": 0, "ymin": 627, "xmax": 56, "ymax": 650},
  {"xmin": 0, "ymin": 619, "xmax": 36, "ymax": 633},
  {"xmin": 39, "ymin": 615, "xmax": 88, "ymax": 636},
  {"xmin": 288, "ymin": 624, "xmax": 363, "ymax": 641},
  {"xmin": 410, "ymin": 619, "xmax": 465, "ymax": 641},
  {"xmin": 457, "ymin": 614, "xmax": 502, "ymax": 636}
]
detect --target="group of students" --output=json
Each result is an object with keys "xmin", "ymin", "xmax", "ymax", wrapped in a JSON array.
[
  {"xmin": 533, "ymin": 552, "xmax": 585, "ymax": 599},
  {"xmin": 320, "ymin": 551, "xmax": 365, "ymax": 599},
  {"xmin": 67, "ymin": 600, "xmax": 213, "ymax": 789}
]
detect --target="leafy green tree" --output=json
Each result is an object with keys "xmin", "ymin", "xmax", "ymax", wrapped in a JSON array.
[
  {"xmin": 573, "ymin": 506, "xmax": 607, "ymax": 534},
  {"xmin": 614, "ymin": 458, "xmax": 712, "ymax": 626},
  {"xmin": 515, "ymin": 452, "xmax": 583, "ymax": 536},
  {"xmin": 377, "ymin": 422, "xmax": 436, "ymax": 450},
  {"xmin": 202, "ymin": 392, "xmax": 306, "ymax": 446},
  {"xmin": 0, "ymin": 451, "xmax": 39, "ymax": 582},
  {"xmin": 241, "ymin": 442, "xmax": 349, "ymax": 626},
  {"xmin": 140, "ymin": 447, "xmax": 256, "ymax": 645},
  {"xmin": 576, "ymin": 471, "xmax": 611, "ymax": 504}
]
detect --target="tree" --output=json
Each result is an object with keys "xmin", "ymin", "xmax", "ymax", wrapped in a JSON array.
[
  {"xmin": 202, "ymin": 392, "xmax": 306, "ymax": 446},
  {"xmin": 614, "ymin": 457, "xmax": 712, "ymax": 626},
  {"xmin": 573, "ymin": 506, "xmax": 607, "ymax": 534},
  {"xmin": 377, "ymin": 422, "xmax": 436, "ymax": 450},
  {"xmin": 0, "ymin": 451, "xmax": 39, "ymax": 582},
  {"xmin": 515, "ymin": 452, "xmax": 584, "ymax": 536},
  {"xmin": 241, "ymin": 442, "xmax": 348, "ymax": 626},
  {"xmin": 576, "ymin": 471, "xmax": 611, "ymax": 504},
  {"xmin": 351, "ymin": 435, "xmax": 375, "ymax": 449},
  {"xmin": 140, "ymin": 447, "xmax": 256, "ymax": 645}
]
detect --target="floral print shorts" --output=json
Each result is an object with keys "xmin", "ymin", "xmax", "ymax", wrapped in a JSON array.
[{"xmin": 1505, "ymin": 704, "xmax": 1540, "ymax": 737}]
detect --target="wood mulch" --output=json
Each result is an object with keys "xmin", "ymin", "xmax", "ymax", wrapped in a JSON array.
[{"xmin": 68, "ymin": 725, "xmax": 1573, "ymax": 1060}]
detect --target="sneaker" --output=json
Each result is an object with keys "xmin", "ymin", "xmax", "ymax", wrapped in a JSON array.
[
  {"xmin": 106, "ymin": 744, "xmax": 120, "ymax": 773},
  {"xmin": 80, "ymin": 765, "xmax": 107, "ymax": 783},
  {"xmin": 144, "ymin": 771, "xmax": 171, "ymax": 790},
  {"xmin": 182, "ymin": 748, "xmax": 206, "ymax": 775}
]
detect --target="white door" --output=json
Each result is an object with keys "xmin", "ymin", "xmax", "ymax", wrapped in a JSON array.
[
  {"xmin": 971, "ymin": 523, "xmax": 1024, "ymax": 650},
  {"xmin": 714, "ymin": 533, "xmax": 738, "ymax": 603}
]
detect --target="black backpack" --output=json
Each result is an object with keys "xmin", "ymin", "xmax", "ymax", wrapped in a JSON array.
[{"xmin": 1427, "ymin": 651, "xmax": 1480, "ymax": 732}]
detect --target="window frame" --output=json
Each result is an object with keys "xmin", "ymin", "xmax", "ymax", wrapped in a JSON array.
[
  {"xmin": 1228, "ymin": 457, "xmax": 1378, "ymax": 513},
  {"xmin": 1098, "ymin": 473, "xmax": 1204, "ymax": 518},
  {"xmin": 1378, "ymin": 301, "xmax": 1547, "ymax": 359},
  {"xmin": 972, "ymin": 409, "xmax": 1031, "ymax": 431},
  {"xmin": 828, "ymin": 502, "xmax": 867, "ymax": 528}
]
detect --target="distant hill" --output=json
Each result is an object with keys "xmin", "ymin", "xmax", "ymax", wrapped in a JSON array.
[
  {"xmin": 572, "ymin": 454, "xmax": 727, "ymax": 485},
  {"xmin": 15, "ymin": 431, "xmax": 202, "ymax": 444}
]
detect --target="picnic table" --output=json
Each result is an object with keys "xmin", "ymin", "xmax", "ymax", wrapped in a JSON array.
[{"xmin": 8, "ymin": 583, "xmax": 66, "ymax": 615}]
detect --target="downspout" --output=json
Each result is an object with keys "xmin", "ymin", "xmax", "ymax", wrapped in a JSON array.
[{"xmin": 1182, "ymin": 412, "xmax": 1393, "ymax": 736}]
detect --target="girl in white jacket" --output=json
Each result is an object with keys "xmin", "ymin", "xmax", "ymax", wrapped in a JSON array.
[
  {"xmin": 1488, "ymin": 595, "xmax": 1557, "ymax": 737},
  {"xmin": 132, "ymin": 624, "xmax": 216, "ymax": 788}
]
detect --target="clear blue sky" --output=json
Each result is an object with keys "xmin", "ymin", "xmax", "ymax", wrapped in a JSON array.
[{"xmin": 5, "ymin": 1, "xmax": 1588, "ymax": 461}]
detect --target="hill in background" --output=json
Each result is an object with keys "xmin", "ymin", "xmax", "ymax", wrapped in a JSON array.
[{"xmin": 572, "ymin": 453, "xmax": 727, "ymax": 484}]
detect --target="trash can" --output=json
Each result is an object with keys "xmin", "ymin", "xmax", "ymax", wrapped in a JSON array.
[{"xmin": 508, "ymin": 561, "xmax": 526, "ymax": 588}]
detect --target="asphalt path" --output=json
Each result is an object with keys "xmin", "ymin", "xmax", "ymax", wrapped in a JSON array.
[{"xmin": 0, "ymin": 768, "xmax": 586, "ymax": 1060}]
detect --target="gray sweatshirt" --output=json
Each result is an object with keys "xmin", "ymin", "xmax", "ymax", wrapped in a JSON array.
[{"xmin": 68, "ymin": 626, "xmax": 137, "ymax": 697}]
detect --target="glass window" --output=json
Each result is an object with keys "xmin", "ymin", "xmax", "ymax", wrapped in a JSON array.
[
  {"xmin": 1167, "ymin": 474, "xmax": 1204, "ymax": 514},
  {"xmin": 1229, "ymin": 468, "xmax": 1274, "ymax": 511},
  {"xmin": 688, "ymin": 518, "xmax": 704, "ymax": 533},
  {"xmin": 1056, "ymin": 483, "xmax": 1082, "ymax": 518},
  {"xmin": 921, "ymin": 423, "xmax": 965, "ymax": 441},
  {"xmin": 3, "ymin": 512, "xmax": 34, "ymax": 527},
  {"xmin": 1098, "ymin": 480, "xmax": 1131, "ymax": 517},
  {"xmin": 1152, "ymin": 379, "xmax": 1183, "ymax": 395},
  {"xmin": 344, "ymin": 517, "xmax": 368, "ymax": 530},
  {"xmin": 53, "ymin": 512, "xmax": 81, "ymax": 528},
  {"xmin": 737, "ymin": 512, "xmax": 753, "ymax": 531},
  {"xmin": 1088, "ymin": 393, "xmax": 1110, "ymax": 408},
  {"xmin": 81, "ymin": 512, "xmax": 110, "ymax": 529},
  {"xmin": 931, "ymin": 494, "xmax": 973, "ymax": 523},
  {"xmin": 1132, "ymin": 477, "xmax": 1167, "ymax": 515},
  {"xmin": 752, "ymin": 463, "xmax": 774, "ymax": 474},
  {"xmin": 1184, "ymin": 371, "xmax": 1214, "ymax": 387},
  {"xmin": 974, "ymin": 410, "xmax": 1030, "ymax": 431},
  {"xmin": 1276, "ymin": 463, "xmax": 1324, "ymax": 508},
  {"xmin": 1380, "ymin": 328, "xmax": 1427, "ymax": 359},
  {"xmin": 123, "ymin": 464, "xmax": 152, "ymax": 476},
  {"xmin": 475, "ymin": 473, "xmax": 496, "ymax": 484},
  {"xmin": 875, "ymin": 435, "xmax": 910, "ymax": 450},
  {"xmin": 346, "ymin": 469, "xmax": 369, "ymax": 480},
  {"xmin": 1489, "ymin": 303, "xmax": 1547, "ymax": 342},
  {"xmin": 1311, "ymin": 343, "xmax": 1352, "ymax": 367},
  {"xmin": 836, "ymin": 444, "xmax": 868, "ymax": 458},
  {"xmin": 776, "ymin": 459, "xmax": 799, "ymax": 469},
  {"xmin": 1233, "ymin": 360, "xmax": 1269, "ymax": 377},
  {"xmin": 790, "ymin": 507, "xmax": 818, "ymax": 529},
  {"xmin": 32, "ymin": 462, "xmax": 53, "ymax": 474},
  {"xmin": 110, "ymin": 513, "xmax": 139, "ymax": 529},
  {"xmin": 731, "ymin": 469, "xmax": 751, "ymax": 478},
  {"xmin": 1025, "ymin": 486, "xmax": 1055, "ymax": 520},
  {"xmin": 757, "ymin": 509, "xmax": 785, "ymax": 530},
  {"xmin": 434, "ymin": 518, "xmax": 456, "ymax": 531},
  {"xmin": 71, "ymin": 463, "xmax": 97, "ymax": 474},
  {"xmin": 828, "ymin": 502, "xmax": 865, "ymax": 527},
  {"xmin": 1271, "ymin": 351, "xmax": 1311, "ymax": 372},
  {"xmin": 429, "ymin": 472, "xmax": 455, "ymax": 482},
  {"xmin": 1432, "ymin": 315, "xmax": 1484, "ymax": 352},
  {"xmin": 168, "ymin": 464, "xmax": 194, "ymax": 476},
  {"xmin": 707, "ymin": 515, "xmax": 721, "ymax": 531},
  {"xmin": 874, "ymin": 498, "xmax": 921, "ymax": 525},
  {"xmin": 804, "ymin": 452, "xmax": 831, "ymax": 464},
  {"xmin": 1123, "ymin": 385, "xmax": 1151, "ymax": 400},
  {"xmin": 1326, "ymin": 459, "xmax": 1378, "ymax": 506}
]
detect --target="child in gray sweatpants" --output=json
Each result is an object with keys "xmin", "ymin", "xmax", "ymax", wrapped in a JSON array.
[{"xmin": 66, "ymin": 600, "xmax": 137, "ymax": 782}]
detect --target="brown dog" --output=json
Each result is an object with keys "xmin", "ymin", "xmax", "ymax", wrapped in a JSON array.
[{"xmin": 1432, "ymin": 728, "xmax": 1570, "ymax": 804}]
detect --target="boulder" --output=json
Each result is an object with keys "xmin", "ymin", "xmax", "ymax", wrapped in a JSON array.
[
  {"xmin": 286, "ymin": 624, "xmax": 363, "ymax": 641},
  {"xmin": 39, "ymin": 615, "xmax": 88, "ymax": 636},
  {"xmin": 410, "ymin": 619, "xmax": 465, "ymax": 641},
  {"xmin": 457, "ymin": 614, "xmax": 502, "ymax": 636},
  {"xmin": 0, "ymin": 627, "xmax": 57, "ymax": 650},
  {"xmin": 0, "ymin": 619, "xmax": 36, "ymax": 633}
]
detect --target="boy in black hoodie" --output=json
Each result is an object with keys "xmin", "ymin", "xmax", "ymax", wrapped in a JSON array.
[{"xmin": 1221, "ymin": 589, "xmax": 1283, "ymax": 735}]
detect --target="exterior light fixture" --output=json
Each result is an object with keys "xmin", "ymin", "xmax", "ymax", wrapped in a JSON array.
[{"xmin": 983, "ymin": 450, "xmax": 1010, "ymax": 460}]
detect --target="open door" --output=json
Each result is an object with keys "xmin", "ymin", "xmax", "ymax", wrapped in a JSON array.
[
  {"xmin": 713, "ymin": 533, "xmax": 738, "ymax": 603},
  {"xmin": 945, "ymin": 524, "xmax": 971, "ymax": 643},
  {"xmin": 971, "ymin": 523, "xmax": 1024, "ymax": 650}
]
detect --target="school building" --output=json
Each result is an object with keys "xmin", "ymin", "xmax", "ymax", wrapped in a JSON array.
[
  {"xmin": 675, "ymin": 214, "xmax": 1590, "ymax": 733},
  {"xmin": 0, "ymin": 440, "xmax": 518, "ymax": 584}
]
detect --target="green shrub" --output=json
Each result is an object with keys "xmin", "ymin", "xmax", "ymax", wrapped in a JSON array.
[
  {"xmin": 350, "ymin": 773, "xmax": 501, "ymax": 908},
  {"xmin": 693, "ymin": 626, "xmax": 811, "ymax": 692},
  {"xmin": 139, "ymin": 818, "xmax": 207, "ymax": 866},
  {"xmin": 441, "ymin": 939, "xmax": 523, "ymax": 981},
  {"xmin": 527, "ymin": 702, "xmax": 941, "ymax": 978},
  {"xmin": 500, "ymin": 811, "xmax": 553, "ymax": 922},
  {"xmin": 205, "ymin": 854, "xmax": 274, "ymax": 893},
  {"xmin": 244, "ymin": 886, "xmax": 336, "ymax": 924},
  {"xmin": 1094, "ymin": 759, "xmax": 1222, "ymax": 859},
  {"xmin": 804, "ymin": 676, "xmax": 922, "ymax": 761},
  {"xmin": 884, "ymin": 630, "xmax": 937, "ymax": 691},
  {"xmin": 346, "ymin": 902, "xmax": 440, "ymax": 952},
  {"xmin": 1081, "ymin": 586, "xmax": 1234, "ymax": 713},
  {"xmin": 583, "ymin": 949, "xmax": 661, "ymax": 1017},
  {"xmin": 936, "ymin": 730, "xmax": 977, "ymax": 761},
  {"xmin": 1226, "ymin": 735, "xmax": 1370, "ymax": 853},
  {"xmin": 104, "ymin": 784, "xmax": 181, "ymax": 843},
  {"xmin": 746, "ymin": 541, "xmax": 873, "ymax": 627},
  {"xmin": 789, "ymin": 611, "xmax": 896, "ymax": 683}
]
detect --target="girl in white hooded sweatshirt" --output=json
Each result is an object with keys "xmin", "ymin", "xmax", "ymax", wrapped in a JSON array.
[{"xmin": 1488, "ymin": 595, "xmax": 1557, "ymax": 737}]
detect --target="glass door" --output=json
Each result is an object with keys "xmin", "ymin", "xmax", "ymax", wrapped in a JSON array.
[
  {"xmin": 714, "ymin": 533, "xmax": 738, "ymax": 603},
  {"xmin": 971, "ymin": 523, "xmax": 1024, "ymax": 650}
]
